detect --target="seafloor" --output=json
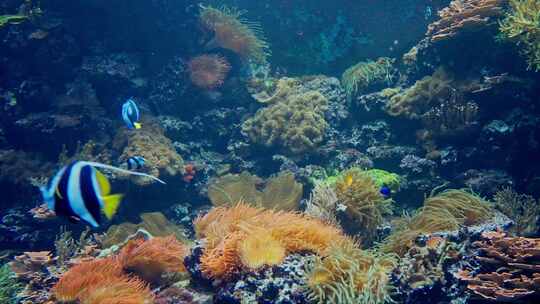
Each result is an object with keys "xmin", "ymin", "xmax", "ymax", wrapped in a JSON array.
[{"xmin": 1, "ymin": 0, "xmax": 540, "ymax": 303}]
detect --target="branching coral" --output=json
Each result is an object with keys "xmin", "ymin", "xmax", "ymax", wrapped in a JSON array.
[
  {"xmin": 187, "ymin": 54, "xmax": 231, "ymax": 89},
  {"xmin": 426, "ymin": 0, "xmax": 506, "ymax": 42},
  {"xmin": 207, "ymin": 171, "xmax": 302, "ymax": 211},
  {"xmin": 113, "ymin": 116, "xmax": 184, "ymax": 185},
  {"xmin": 341, "ymin": 58, "xmax": 395, "ymax": 97},
  {"xmin": 383, "ymin": 189, "xmax": 492, "ymax": 256},
  {"xmin": 194, "ymin": 203, "xmax": 347, "ymax": 280},
  {"xmin": 242, "ymin": 89, "xmax": 329, "ymax": 155},
  {"xmin": 334, "ymin": 168, "xmax": 392, "ymax": 244},
  {"xmin": 457, "ymin": 231, "xmax": 540, "ymax": 302},
  {"xmin": 305, "ymin": 239, "xmax": 397, "ymax": 304},
  {"xmin": 199, "ymin": 5, "xmax": 270, "ymax": 64},
  {"xmin": 499, "ymin": 0, "xmax": 540, "ymax": 71},
  {"xmin": 119, "ymin": 236, "xmax": 188, "ymax": 284},
  {"xmin": 494, "ymin": 187, "xmax": 540, "ymax": 236}
]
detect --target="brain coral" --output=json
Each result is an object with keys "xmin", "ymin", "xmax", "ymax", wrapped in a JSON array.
[
  {"xmin": 113, "ymin": 116, "xmax": 184, "ymax": 185},
  {"xmin": 242, "ymin": 89, "xmax": 329, "ymax": 155}
]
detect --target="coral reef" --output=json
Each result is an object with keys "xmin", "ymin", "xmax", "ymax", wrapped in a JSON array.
[
  {"xmin": 304, "ymin": 182, "xmax": 341, "ymax": 226},
  {"xmin": 305, "ymin": 239, "xmax": 396, "ymax": 304},
  {"xmin": 199, "ymin": 5, "xmax": 269, "ymax": 63},
  {"xmin": 426, "ymin": 0, "xmax": 506, "ymax": 43},
  {"xmin": 494, "ymin": 187, "xmax": 540, "ymax": 236},
  {"xmin": 193, "ymin": 203, "xmax": 346, "ymax": 280},
  {"xmin": 457, "ymin": 231, "xmax": 540, "ymax": 302},
  {"xmin": 113, "ymin": 116, "xmax": 184, "ymax": 185},
  {"xmin": 341, "ymin": 57, "xmax": 395, "ymax": 97},
  {"xmin": 207, "ymin": 171, "xmax": 302, "ymax": 211},
  {"xmin": 499, "ymin": 0, "xmax": 540, "ymax": 71},
  {"xmin": 187, "ymin": 54, "xmax": 231, "ymax": 90},
  {"xmin": 242, "ymin": 88, "xmax": 329, "ymax": 155}
]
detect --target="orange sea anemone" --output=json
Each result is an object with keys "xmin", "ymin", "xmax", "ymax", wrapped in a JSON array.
[
  {"xmin": 53, "ymin": 258, "xmax": 123, "ymax": 302},
  {"xmin": 195, "ymin": 203, "xmax": 347, "ymax": 280},
  {"xmin": 119, "ymin": 236, "xmax": 188, "ymax": 284},
  {"xmin": 188, "ymin": 54, "xmax": 231, "ymax": 90},
  {"xmin": 80, "ymin": 276, "xmax": 153, "ymax": 304}
]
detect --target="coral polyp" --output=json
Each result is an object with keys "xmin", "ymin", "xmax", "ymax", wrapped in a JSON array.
[{"xmin": 188, "ymin": 54, "xmax": 231, "ymax": 89}]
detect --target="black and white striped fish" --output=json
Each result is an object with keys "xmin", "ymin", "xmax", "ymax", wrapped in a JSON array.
[
  {"xmin": 127, "ymin": 156, "xmax": 146, "ymax": 170},
  {"xmin": 40, "ymin": 161, "xmax": 165, "ymax": 228}
]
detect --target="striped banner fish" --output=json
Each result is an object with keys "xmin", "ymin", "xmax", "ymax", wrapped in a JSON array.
[
  {"xmin": 127, "ymin": 156, "xmax": 146, "ymax": 170},
  {"xmin": 40, "ymin": 161, "xmax": 165, "ymax": 227}
]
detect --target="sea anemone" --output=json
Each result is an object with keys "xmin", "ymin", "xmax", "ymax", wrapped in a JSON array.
[
  {"xmin": 194, "ymin": 203, "xmax": 347, "ymax": 280},
  {"xmin": 80, "ymin": 277, "xmax": 153, "ymax": 304},
  {"xmin": 187, "ymin": 54, "xmax": 231, "ymax": 89},
  {"xmin": 119, "ymin": 236, "xmax": 188, "ymax": 284},
  {"xmin": 53, "ymin": 258, "xmax": 123, "ymax": 302},
  {"xmin": 199, "ymin": 5, "xmax": 269, "ymax": 63}
]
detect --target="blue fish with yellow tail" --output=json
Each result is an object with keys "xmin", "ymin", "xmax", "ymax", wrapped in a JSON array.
[
  {"xmin": 40, "ymin": 161, "xmax": 165, "ymax": 227},
  {"xmin": 122, "ymin": 98, "xmax": 141, "ymax": 129}
]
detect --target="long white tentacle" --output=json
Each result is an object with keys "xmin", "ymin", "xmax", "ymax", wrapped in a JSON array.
[{"xmin": 82, "ymin": 161, "xmax": 166, "ymax": 184}]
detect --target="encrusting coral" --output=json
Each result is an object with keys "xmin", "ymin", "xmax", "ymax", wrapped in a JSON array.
[
  {"xmin": 305, "ymin": 238, "xmax": 397, "ymax": 304},
  {"xmin": 199, "ymin": 5, "xmax": 270, "ymax": 64},
  {"xmin": 207, "ymin": 171, "xmax": 303, "ymax": 211},
  {"xmin": 194, "ymin": 203, "xmax": 347, "ymax": 280},
  {"xmin": 113, "ymin": 116, "xmax": 184, "ymax": 185},
  {"xmin": 242, "ymin": 88, "xmax": 329, "ymax": 155},
  {"xmin": 456, "ymin": 231, "xmax": 540, "ymax": 302},
  {"xmin": 383, "ymin": 189, "xmax": 493, "ymax": 256},
  {"xmin": 341, "ymin": 57, "xmax": 395, "ymax": 97},
  {"xmin": 499, "ymin": 0, "xmax": 540, "ymax": 71},
  {"xmin": 187, "ymin": 54, "xmax": 231, "ymax": 89}
]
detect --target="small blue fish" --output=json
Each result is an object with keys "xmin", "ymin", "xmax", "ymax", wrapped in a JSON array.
[
  {"xmin": 40, "ymin": 161, "xmax": 165, "ymax": 227},
  {"xmin": 425, "ymin": 6, "xmax": 432, "ymax": 20},
  {"xmin": 127, "ymin": 156, "xmax": 146, "ymax": 170},
  {"xmin": 122, "ymin": 98, "xmax": 141, "ymax": 129},
  {"xmin": 380, "ymin": 185, "xmax": 392, "ymax": 198}
]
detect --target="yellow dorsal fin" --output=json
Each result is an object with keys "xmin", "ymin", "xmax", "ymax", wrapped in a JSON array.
[
  {"xmin": 134, "ymin": 122, "xmax": 142, "ymax": 129},
  {"xmin": 95, "ymin": 169, "xmax": 111, "ymax": 195},
  {"xmin": 102, "ymin": 194, "xmax": 124, "ymax": 220}
]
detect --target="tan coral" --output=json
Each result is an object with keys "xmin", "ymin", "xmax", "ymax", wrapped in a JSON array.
[{"xmin": 113, "ymin": 116, "xmax": 184, "ymax": 185}]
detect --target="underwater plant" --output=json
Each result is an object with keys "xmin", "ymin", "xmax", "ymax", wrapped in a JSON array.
[
  {"xmin": 341, "ymin": 58, "xmax": 395, "ymax": 97},
  {"xmin": 242, "ymin": 90, "xmax": 329, "ymax": 155},
  {"xmin": 383, "ymin": 189, "xmax": 493, "ymax": 256},
  {"xmin": 194, "ymin": 203, "xmax": 346, "ymax": 280},
  {"xmin": 494, "ymin": 187, "xmax": 540, "ymax": 236},
  {"xmin": 199, "ymin": 5, "xmax": 270, "ymax": 64},
  {"xmin": 187, "ymin": 54, "xmax": 231, "ymax": 90},
  {"xmin": 499, "ymin": 0, "xmax": 540, "ymax": 71},
  {"xmin": 305, "ymin": 239, "xmax": 397, "ymax": 304},
  {"xmin": 0, "ymin": 264, "xmax": 22, "ymax": 304},
  {"xmin": 334, "ymin": 168, "xmax": 392, "ymax": 244}
]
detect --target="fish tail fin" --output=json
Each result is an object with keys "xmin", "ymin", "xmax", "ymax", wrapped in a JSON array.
[
  {"xmin": 134, "ymin": 122, "xmax": 142, "ymax": 129},
  {"xmin": 82, "ymin": 161, "xmax": 166, "ymax": 184},
  {"xmin": 102, "ymin": 193, "xmax": 124, "ymax": 220}
]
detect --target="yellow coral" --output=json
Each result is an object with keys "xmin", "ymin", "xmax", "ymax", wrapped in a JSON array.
[
  {"xmin": 242, "ymin": 89, "xmax": 329, "ymax": 155},
  {"xmin": 113, "ymin": 116, "xmax": 184, "ymax": 185}
]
